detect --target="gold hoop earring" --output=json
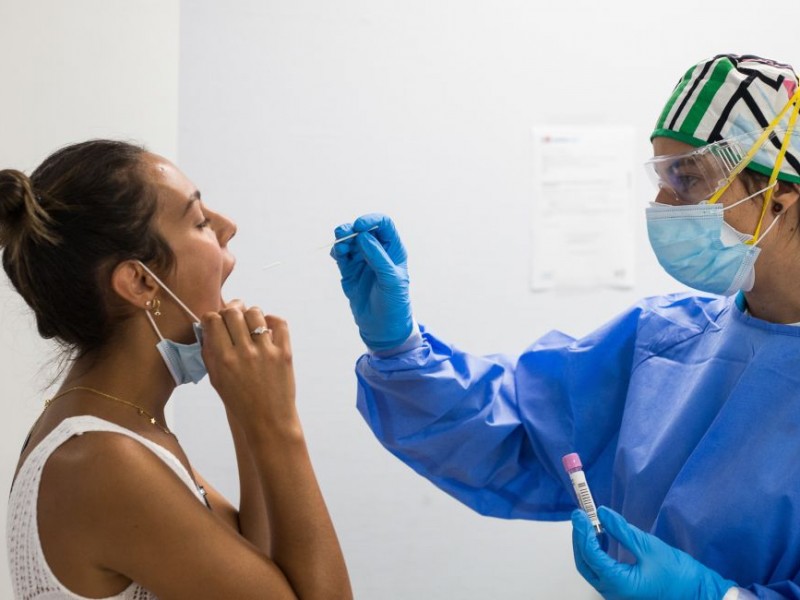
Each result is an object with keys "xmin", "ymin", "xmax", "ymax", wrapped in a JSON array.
[{"xmin": 147, "ymin": 297, "xmax": 162, "ymax": 317}]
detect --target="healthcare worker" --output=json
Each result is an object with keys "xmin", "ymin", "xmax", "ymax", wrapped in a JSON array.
[{"xmin": 331, "ymin": 54, "xmax": 800, "ymax": 599}]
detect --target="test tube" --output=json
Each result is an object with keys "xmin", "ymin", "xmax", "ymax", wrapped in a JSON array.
[{"xmin": 562, "ymin": 452, "xmax": 603, "ymax": 535}]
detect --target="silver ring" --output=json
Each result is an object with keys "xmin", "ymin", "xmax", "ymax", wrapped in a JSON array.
[{"xmin": 250, "ymin": 326, "xmax": 270, "ymax": 336}]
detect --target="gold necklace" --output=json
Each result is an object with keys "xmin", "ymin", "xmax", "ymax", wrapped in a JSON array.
[{"xmin": 45, "ymin": 386, "xmax": 174, "ymax": 436}]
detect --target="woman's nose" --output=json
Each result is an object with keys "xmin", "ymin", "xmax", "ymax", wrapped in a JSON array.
[
  {"xmin": 210, "ymin": 210, "xmax": 237, "ymax": 245},
  {"xmin": 220, "ymin": 218, "xmax": 237, "ymax": 246}
]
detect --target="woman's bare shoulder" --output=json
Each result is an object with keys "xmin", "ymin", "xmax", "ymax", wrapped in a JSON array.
[{"xmin": 38, "ymin": 428, "xmax": 293, "ymax": 599}]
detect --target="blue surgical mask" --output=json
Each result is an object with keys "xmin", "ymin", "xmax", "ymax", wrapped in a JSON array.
[
  {"xmin": 150, "ymin": 321, "xmax": 207, "ymax": 385},
  {"xmin": 646, "ymin": 185, "xmax": 780, "ymax": 296},
  {"xmin": 138, "ymin": 261, "xmax": 208, "ymax": 386}
]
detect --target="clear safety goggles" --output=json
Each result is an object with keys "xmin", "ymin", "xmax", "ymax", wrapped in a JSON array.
[
  {"xmin": 644, "ymin": 128, "xmax": 796, "ymax": 205},
  {"xmin": 645, "ymin": 83, "xmax": 800, "ymax": 245}
]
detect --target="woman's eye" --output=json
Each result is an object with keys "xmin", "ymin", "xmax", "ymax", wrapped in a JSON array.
[{"xmin": 197, "ymin": 218, "xmax": 211, "ymax": 228}]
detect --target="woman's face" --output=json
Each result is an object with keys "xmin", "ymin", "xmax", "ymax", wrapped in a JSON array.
[
  {"xmin": 651, "ymin": 137, "xmax": 769, "ymax": 236},
  {"xmin": 144, "ymin": 153, "xmax": 237, "ymax": 328}
]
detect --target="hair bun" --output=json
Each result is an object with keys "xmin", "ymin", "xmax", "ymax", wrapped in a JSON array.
[
  {"xmin": 0, "ymin": 169, "xmax": 32, "ymax": 221},
  {"xmin": 0, "ymin": 169, "xmax": 57, "ymax": 252}
]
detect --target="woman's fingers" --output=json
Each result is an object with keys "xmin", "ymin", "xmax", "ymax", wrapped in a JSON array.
[
  {"xmin": 201, "ymin": 305, "xmax": 296, "ymax": 426},
  {"xmin": 201, "ymin": 312, "xmax": 233, "ymax": 351},
  {"xmin": 264, "ymin": 315, "xmax": 290, "ymax": 353},
  {"xmin": 204, "ymin": 303, "xmax": 281, "ymax": 351},
  {"xmin": 200, "ymin": 312, "xmax": 236, "ymax": 387},
  {"xmin": 214, "ymin": 301, "xmax": 273, "ymax": 348},
  {"xmin": 226, "ymin": 298, "xmax": 246, "ymax": 311},
  {"xmin": 244, "ymin": 306, "xmax": 272, "ymax": 344},
  {"xmin": 220, "ymin": 306, "xmax": 251, "ymax": 347}
]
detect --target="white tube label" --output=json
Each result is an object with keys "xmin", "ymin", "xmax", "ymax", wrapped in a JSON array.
[{"xmin": 568, "ymin": 470, "xmax": 601, "ymax": 529}]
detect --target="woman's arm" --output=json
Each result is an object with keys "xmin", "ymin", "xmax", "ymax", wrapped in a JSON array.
[
  {"xmin": 200, "ymin": 307, "xmax": 352, "ymax": 599},
  {"xmin": 41, "ymin": 432, "xmax": 300, "ymax": 600},
  {"xmin": 193, "ymin": 429, "xmax": 271, "ymax": 554},
  {"xmin": 193, "ymin": 381, "xmax": 342, "ymax": 593},
  {"xmin": 224, "ymin": 406, "xmax": 271, "ymax": 553}
]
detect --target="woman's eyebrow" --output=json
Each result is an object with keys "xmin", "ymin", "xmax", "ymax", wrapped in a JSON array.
[{"xmin": 183, "ymin": 190, "xmax": 202, "ymax": 216}]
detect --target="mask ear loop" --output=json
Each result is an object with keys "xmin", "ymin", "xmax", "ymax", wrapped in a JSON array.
[
  {"xmin": 136, "ymin": 260, "xmax": 201, "ymax": 323},
  {"xmin": 720, "ymin": 181, "xmax": 778, "ymax": 212},
  {"xmin": 749, "ymin": 95, "xmax": 800, "ymax": 244},
  {"xmin": 707, "ymin": 87, "xmax": 800, "ymax": 206},
  {"xmin": 752, "ymin": 206, "xmax": 784, "ymax": 246},
  {"xmin": 144, "ymin": 310, "xmax": 166, "ymax": 341}
]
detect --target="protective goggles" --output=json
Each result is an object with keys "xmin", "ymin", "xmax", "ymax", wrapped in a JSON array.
[
  {"xmin": 644, "ymin": 127, "xmax": 799, "ymax": 205},
  {"xmin": 645, "ymin": 136, "xmax": 751, "ymax": 204},
  {"xmin": 645, "ymin": 85, "xmax": 800, "ymax": 244}
]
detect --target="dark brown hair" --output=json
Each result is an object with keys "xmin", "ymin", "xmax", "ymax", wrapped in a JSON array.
[
  {"xmin": 0, "ymin": 140, "xmax": 174, "ymax": 359},
  {"xmin": 739, "ymin": 169, "xmax": 771, "ymax": 198}
]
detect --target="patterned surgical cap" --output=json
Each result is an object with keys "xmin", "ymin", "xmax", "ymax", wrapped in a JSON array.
[{"xmin": 652, "ymin": 54, "xmax": 800, "ymax": 183}]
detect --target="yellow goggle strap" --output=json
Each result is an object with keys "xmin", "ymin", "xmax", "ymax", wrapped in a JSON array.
[
  {"xmin": 707, "ymin": 86, "xmax": 800, "ymax": 207},
  {"xmin": 750, "ymin": 97, "xmax": 800, "ymax": 242}
]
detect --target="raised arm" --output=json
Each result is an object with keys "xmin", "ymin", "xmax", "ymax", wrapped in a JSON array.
[
  {"xmin": 199, "ymin": 307, "xmax": 352, "ymax": 599},
  {"xmin": 331, "ymin": 214, "xmax": 639, "ymax": 520},
  {"xmin": 193, "ymin": 407, "xmax": 272, "ymax": 555}
]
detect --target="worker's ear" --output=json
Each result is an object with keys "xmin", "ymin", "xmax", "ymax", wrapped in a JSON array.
[{"xmin": 771, "ymin": 181, "xmax": 800, "ymax": 214}]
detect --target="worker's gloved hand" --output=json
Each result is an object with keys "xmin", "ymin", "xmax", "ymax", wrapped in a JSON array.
[
  {"xmin": 330, "ymin": 213, "xmax": 413, "ymax": 352},
  {"xmin": 571, "ymin": 506, "xmax": 736, "ymax": 600}
]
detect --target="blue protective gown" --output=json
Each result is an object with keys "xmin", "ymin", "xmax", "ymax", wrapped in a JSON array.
[{"xmin": 354, "ymin": 293, "xmax": 800, "ymax": 598}]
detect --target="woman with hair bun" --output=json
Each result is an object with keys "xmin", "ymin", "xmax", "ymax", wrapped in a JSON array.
[{"xmin": 3, "ymin": 140, "xmax": 352, "ymax": 600}]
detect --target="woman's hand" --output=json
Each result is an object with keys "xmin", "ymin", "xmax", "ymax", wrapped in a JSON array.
[{"xmin": 201, "ymin": 300, "xmax": 297, "ymax": 432}]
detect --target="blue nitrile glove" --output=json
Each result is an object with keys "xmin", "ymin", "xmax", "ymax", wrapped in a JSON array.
[
  {"xmin": 571, "ymin": 506, "xmax": 737, "ymax": 600},
  {"xmin": 330, "ymin": 213, "xmax": 413, "ymax": 352}
]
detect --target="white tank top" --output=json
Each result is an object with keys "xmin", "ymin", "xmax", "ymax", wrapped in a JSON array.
[{"xmin": 7, "ymin": 415, "xmax": 208, "ymax": 600}]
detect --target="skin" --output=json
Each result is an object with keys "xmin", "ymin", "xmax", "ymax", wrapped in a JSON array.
[
  {"xmin": 653, "ymin": 137, "xmax": 800, "ymax": 324},
  {"xmin": 13, "ymin": 153, "xmax": 352, "ymax": 599}
]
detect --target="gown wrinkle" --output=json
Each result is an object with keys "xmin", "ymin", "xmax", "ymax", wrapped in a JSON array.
[{"xmin": 353, "ymin": 292, "xmax": 800, "ymax": 595}]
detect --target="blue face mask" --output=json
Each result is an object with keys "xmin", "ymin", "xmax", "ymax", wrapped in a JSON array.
[
  {"xmin": 138, "ymin": 261, "xmax": 208, "ymax": 386},
  {"xmin": 151, "ymin": 322, "xmax": 207, "ymax": 385},
  {"xmin": 645, "ymin": 186, "xmax": 780, "ymax": 296}
]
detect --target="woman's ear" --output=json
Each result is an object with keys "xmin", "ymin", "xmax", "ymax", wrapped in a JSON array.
[
  {"xmin": 772, "ymin": 181, "xmax": 800, "ymax": 213},
  {"xmin": 110, "ymin": 260, "xmax": 159, "ymax": 309}
]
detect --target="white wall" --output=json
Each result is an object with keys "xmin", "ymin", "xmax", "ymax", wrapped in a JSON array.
[
  {"xmin": 2, "ymin": 1, "xmax": 799, "ymax": 599},
  {"xmin": 0, "ymin": 0, "xmax": 179, "ymax": 597},
  {"xmin": 174, "ymin": 2, "xmax": 800, "ymax": 598}
]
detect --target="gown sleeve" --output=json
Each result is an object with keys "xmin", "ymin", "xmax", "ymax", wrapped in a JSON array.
[{"xmin": 353, "ymin": 304, "xmax": 645, "ymax": 520}]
